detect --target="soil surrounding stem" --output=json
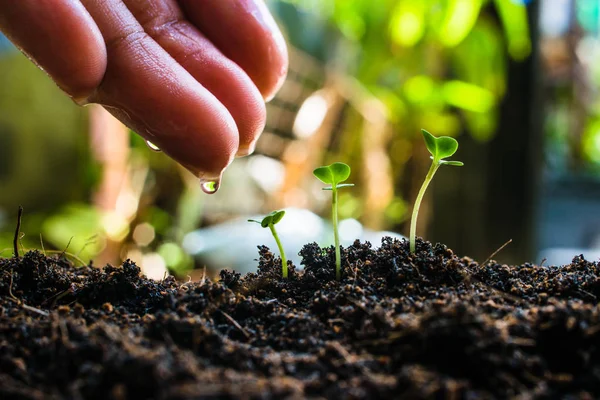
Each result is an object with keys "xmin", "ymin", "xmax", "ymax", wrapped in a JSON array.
[{"xmin": 1, "ymin": 238, "xmax": 600, "ymax": 399}]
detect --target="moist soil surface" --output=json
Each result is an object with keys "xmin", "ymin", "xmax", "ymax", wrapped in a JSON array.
[{"xmin": 1, "ymin": 238, "xmax": 600, "ymax": 399}]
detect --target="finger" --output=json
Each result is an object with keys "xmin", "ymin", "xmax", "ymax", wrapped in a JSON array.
[
  {"xmin": 179, "ymin": 0, "xmax": 288, "ymax": 101},
  {"xmin": 80, "ymin": 0, "xmax": 239, "ymax": 180},
  {"xmin": 122, "ymin": 0, "xmax": 266, "ymax": 156},
  {"xmin": 0, "ymin": 0, "xmax": 106, "ymax": 102}
]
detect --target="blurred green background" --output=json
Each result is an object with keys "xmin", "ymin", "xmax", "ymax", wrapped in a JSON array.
[{"xmin": 1, "ymin": 0, "xmax": 599, "ymax": 276}]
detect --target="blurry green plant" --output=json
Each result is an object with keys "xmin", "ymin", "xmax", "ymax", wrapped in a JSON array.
[
  {"xmin": 271, "ymin": 0, "xmax": 531, "ymax": 237},
  {"xmin": 275, "ymin": 0, "xmax": 530, "ymax": 138},
  {"xmin": 313, "ymin": 162, "xmax": 354, "ymax": 280},
  {"xmin": 410, "ymin": 130, "xmax": 463, "ymax": 253},
  {"xmin": 42, "ymin": 204, "xmax": 104, "ymax": 262},
  {"xmin": 249, "ymin": 210, "xmax": 288, "ymax": 278}
]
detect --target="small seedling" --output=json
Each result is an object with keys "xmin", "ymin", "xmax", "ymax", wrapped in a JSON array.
[
  {"xmin": 313, "ymin": 162, "xmax": 354, "ymax": 280},
  {"xmin": 249, "ymin": 210, "xmax": 288, "ymax": 278},
  {"xmin": 410, "ymin": 129, "xmax": 463, "ymax": 253}
]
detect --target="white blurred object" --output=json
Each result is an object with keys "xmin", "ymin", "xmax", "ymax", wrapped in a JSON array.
[
  {"xmin": 183, "ymin": 208, "xmax": 405, "ymax": 273},
  {"xmin": 141, "ymin": 252, "xmax": 168, "ymax": 280},
  {"xmin": 293, "ymin": 91, "xmax": 329, "ymax": 138}
]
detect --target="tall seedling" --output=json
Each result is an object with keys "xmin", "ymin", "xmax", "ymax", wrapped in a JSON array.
[{"xmin": 410, "ymin": 130, "xmax": 463, "ymax": 253}]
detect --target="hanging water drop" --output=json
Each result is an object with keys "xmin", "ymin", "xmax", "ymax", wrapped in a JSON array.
[
  {"xmin": 146, "ymin": 140, "xmax": 161, "ymax": 152},
  {"xmin": 200, "ymin": 179, "xmax": 220, "ymax": 195}
]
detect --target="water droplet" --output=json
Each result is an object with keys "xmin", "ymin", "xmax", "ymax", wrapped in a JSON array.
[
  {"xmin": 146, "ymin": 140, "xmax": 161, "ymax": 152},
  {"xmin": 200, "ymin": 179, "xmax": 220, "ymax": 195}
]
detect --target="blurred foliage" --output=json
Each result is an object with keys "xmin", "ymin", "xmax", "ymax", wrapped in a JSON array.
[
  {"xmin": 0, "ymin": 52, "xmax": 91, "ymax": 209},
  {"xmin": 0, "ymin": 49, "xmax": 93, "ymax": 258},
  {"xmin": 273, "ymin": 0, "xmax": 530, "ymax": 142},
  {"xmin": 541, "ymin": 0, "xmax": 600, "ymax": 177}
]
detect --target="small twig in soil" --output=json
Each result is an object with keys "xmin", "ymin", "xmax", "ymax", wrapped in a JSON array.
[
  {"xmin": 19, "ymin": 232, "xmax": 26, "ymax": 257},
  {"xmin": 179, "ymin": 276, "xmax": 194, "ymax": 291},
  {"xmin": 13, "ymin": 206, "xmax": 23, "ymax": 259},
  {"xmin": 43, "ymin": 289, "xmax": 67, "ymax": 307},
  {"xmin": 539, "ymin": 258, "xmax": 547, "ymax": 267},
  {"xmin": 480, "ymin": 239, "xmax": 513, "ymax": 266},
  {"xmin": 50, "ymin": 288, "xmax": 74, "ymax": 308},
  {"xmin": 21, "ymin": 303, "xmax": 49, "ymax": 317},
  {"xmin": 8, "ymin": 270, "xmax": 18, "ymax": 302},
  {"xmin": 201, "ymin": 266, "xmax": 207, "ymax": 286},
  {"xmin": 40, "ymin": 233, "xmax": 46, "ymax": 256},
  {"xmin": 60, "ymin": 237, "xmax": 74, "ymax": 259},
  {"xmin": 218, "ymin": 310, "xmax": 250, "ymax": 339},
  {"xmin": 576, "ymin": 289, "xmax": 596, "ymax": 300},
  {"xmin": 45, "ymin": 250, "xmax": 87, "ymax": 267}
]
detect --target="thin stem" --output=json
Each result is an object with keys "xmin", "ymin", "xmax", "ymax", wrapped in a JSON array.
[
  {"xmin": 410, "ymin": 161, "xmax": 440, "ymax": 253},
  {"xmin": 269, "ymin": 224, "xmax": 288, "ymax": 278},
  {"xmin": 332, "ymin": 186, "xmax": 341, "ymax": 280},
  {"xmin": 14, "ymin": 206, "xmax": 22, "ymax": 259}
]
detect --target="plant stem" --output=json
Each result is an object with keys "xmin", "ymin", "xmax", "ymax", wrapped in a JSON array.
[
  {"xmin": 269, "ymin": 224, "xmax": 288, "ymax": 278},
  {"xmin": 14, "ymin": 206, "xmax": 22, "ymax": 259},
  {"xmin": 332, "ymin": 186, "xmax": 341, "ymax": 280},
  {"xmin": 410, "ymin": 161, "xmax": 440, "ymax": 253}
]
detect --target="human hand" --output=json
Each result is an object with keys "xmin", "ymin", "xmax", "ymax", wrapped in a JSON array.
[{"xmin": 0, "ymin": 0, "xmax": 288, "ymax": 184}]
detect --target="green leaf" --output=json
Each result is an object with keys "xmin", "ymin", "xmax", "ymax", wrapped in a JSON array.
[
  {"xmin": 249, "ymin": 210, "xmax": 286, "ymax": 228},
  {"xmin": 329, "ymin": 162, "xmax": 351, "ymax": 183},
  {"xmin": 441, "ymin": 160, "xmax": 464, "ymax": 167},
  {"xmin": 313, "ymin": 166, "xmax": 334, "ymax": 185},
  {"xmin": 436, "ymin": 137, "xmax": 459, "ymax": 158},
  {"xmin": 270, "ymin": 210, "xmax": 285, "ymax": 225},
  {"xmin": 313, "ymin": 162, "xmax": 352, "ymax": 186},
  {"xmin": 422, "ymin": 129, "xmax": 437, "ymax": 156},
  {"xmin": 421, "ymin": 129, "xmax": 459, "ymax": 160}
]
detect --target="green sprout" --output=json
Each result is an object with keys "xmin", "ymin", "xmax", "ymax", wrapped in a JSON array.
[
  {"xmin": 410, "ymin": 129, "xmax": 463, "ymax": 253},
  {"xmin": 313, "ymin": 162, "xmax": 354, "ymax": 280},
  {"xmin": 249, "ymin": 210, "xmax": 288, "ymax": 278}
]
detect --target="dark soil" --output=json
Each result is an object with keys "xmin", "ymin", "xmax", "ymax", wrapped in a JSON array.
[{"xmin": 1, "ymin": 238, "xmax": 600, "ymax": 399}]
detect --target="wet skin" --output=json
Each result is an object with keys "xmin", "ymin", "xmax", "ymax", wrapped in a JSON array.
[{"xmin": 0, "ymin": 0, "xmax": 288, "ymax": 181}]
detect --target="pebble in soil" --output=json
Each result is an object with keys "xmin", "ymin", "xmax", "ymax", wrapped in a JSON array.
[{"xmin": 1, "ymin": 238, "xmax": 600, "ymax": 399}]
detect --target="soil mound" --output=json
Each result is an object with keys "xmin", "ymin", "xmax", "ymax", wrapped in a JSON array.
[{"xmin": 1, "ymin": 238, "xmax": 599, "ymax": 399}]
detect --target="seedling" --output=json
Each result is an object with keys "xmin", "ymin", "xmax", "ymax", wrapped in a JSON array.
[
  {"xmin": 313, "ymin": 162, "xmax": 354, "ymax": 280},
  {"xmin": 410, "ymin": 129, "xmax": 463, "ymax": 253},
  {"xmin": 249, "ymin": 210, "xmax": 288, "ymax": 278}
]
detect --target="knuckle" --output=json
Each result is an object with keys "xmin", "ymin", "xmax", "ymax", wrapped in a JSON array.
[{"xmin": 104, "ymin": 28, "xmax": 147, "ymax": 52}]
